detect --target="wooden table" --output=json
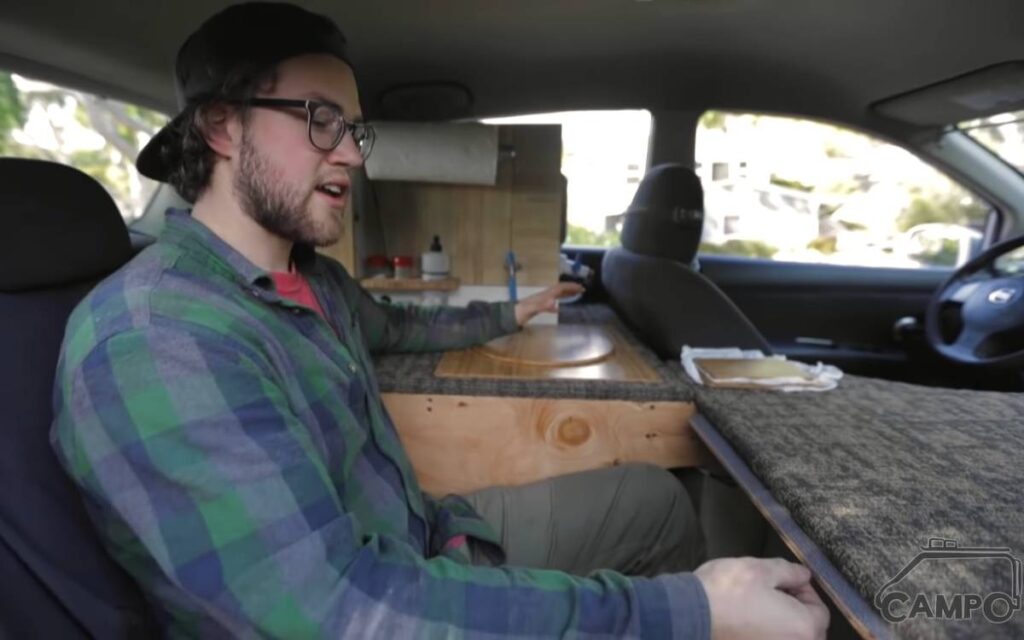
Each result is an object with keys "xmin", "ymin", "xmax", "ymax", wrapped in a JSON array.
[{"xmin": 383, "ymin": 324, "xmax": 710, "ymax": 496}]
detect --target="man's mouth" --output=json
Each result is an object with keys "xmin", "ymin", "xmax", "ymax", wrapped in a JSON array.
[{"xmin": 315, "ymin": 181, "xmax": 349, "ymax": 201}]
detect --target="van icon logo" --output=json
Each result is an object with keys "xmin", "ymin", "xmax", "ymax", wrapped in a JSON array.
[
  {"xmin": 874, "ymin": 538, "xmax": 1023, "ymax": 624},
  {"xmin": 988, "ymin": 287, "xmax": 1017, "ymax": 304}
]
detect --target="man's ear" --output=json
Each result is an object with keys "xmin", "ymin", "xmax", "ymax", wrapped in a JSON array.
[{"xmin": 198, "ymin": 103, "xmax": 241, "ymax": 158}]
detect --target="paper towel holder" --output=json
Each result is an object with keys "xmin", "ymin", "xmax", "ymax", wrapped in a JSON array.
[{"xmin": 377, "ymin": 81, "xmax": 473, "ymax": 121}]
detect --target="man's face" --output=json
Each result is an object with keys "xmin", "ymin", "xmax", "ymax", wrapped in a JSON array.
[{"xmin": 232, "ymin": 53, "xmax": 363, "ymax": 248}]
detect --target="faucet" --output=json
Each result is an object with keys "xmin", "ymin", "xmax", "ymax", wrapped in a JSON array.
[{"xmin": 505, "ymin": 250, "xmax": 520, "ymax": 302}]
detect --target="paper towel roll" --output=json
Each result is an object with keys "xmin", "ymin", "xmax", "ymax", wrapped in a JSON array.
[{"xmin": 364, "ymin": 122, "xmax": 499, "ymax": 186}]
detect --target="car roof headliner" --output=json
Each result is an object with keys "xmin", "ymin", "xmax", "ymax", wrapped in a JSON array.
[{"xmin": 2, "ymin": 0, "xmax": 1024, "ymax": 133}]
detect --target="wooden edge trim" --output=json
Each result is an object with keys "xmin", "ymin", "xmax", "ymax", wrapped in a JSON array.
[
  {"xmin": 689, "ymin": 413, "xmax": 894, "ymax": 640},
  {"xmin": 360, "ymin": 277, "xmax": 461, "ymax": 292}
]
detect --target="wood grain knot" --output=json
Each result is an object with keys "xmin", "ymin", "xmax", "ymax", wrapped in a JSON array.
[{"xmin": 556, "ymin": 417, "xmax": 592, "ymax": 447}]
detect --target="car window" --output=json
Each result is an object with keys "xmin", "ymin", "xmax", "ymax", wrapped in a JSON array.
[
  {"xmin": 0, "ymin": 70, "xmax": 168, "ymax": 221},
  {"xmin": 695, "ymin": 111, "xmax": 988, "ymax": 268},
  {"xmin": 959, "ymin": 110, "xmax": 1024, "ymax": 172},
  {"xmin": 481, "ymin": 110, "xmax": 652, "ymax": 248}
]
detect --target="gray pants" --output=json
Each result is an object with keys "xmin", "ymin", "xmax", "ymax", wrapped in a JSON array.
[{"xmin": 462, "ymin": 463, "xmax": 705, "ymax": 577}]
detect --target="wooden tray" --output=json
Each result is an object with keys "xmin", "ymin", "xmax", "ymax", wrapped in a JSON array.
[
  {"xmin": 477, "ymin": 325, "xmax": 615, "ymax": 367},
  {"xmin": 435, "ymin": 325, "xmax": 660, "ymax": 383},
  {"xmin": 694, "ymin": 358, "xmax": 826, "ymax": 390}
]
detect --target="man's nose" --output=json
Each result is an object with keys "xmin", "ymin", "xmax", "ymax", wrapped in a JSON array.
[{"xmin": 327, "ymin": 133, "xmax": 364, "ymax": 168}]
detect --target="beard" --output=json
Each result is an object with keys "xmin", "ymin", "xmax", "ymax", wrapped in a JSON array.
[{"xmin": 233, "ymin": 129, "xmax": 343, "ymax": 247}]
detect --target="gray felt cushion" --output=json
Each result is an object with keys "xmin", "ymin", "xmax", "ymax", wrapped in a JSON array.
[{"xmin": 695, "ymin": 376, "xmax": 1024, "ymax": 639}]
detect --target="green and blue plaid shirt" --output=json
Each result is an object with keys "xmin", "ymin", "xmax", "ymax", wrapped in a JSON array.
[{"xmin": 51, "ymin": 210, "xmax": 709, "ymax": 638}]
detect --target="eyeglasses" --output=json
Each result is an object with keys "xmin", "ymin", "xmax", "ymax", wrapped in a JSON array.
[{"xmin": 234, "ymin": 98, "xmax": 376, "ymax": 159}]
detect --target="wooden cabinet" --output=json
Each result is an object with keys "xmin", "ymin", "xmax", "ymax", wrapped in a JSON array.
[
  {"xmin": 383, "ymin": 324, "xmax": 710, "ymax": 495},
  {"xmin": 374, "ymin": 126, "xmax": 564, "ymax": 287},
  {"xmin": 384, "ymin": 393, "xmax": 705, "ymax": 496}
]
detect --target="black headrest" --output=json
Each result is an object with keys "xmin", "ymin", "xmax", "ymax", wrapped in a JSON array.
[
  {"xmin": 620, "ymin": 163, "xmax": 704, "ymax": 266},
  {"xmin": 0, "ymin": 159, "xmax": 132, "ymax": 292}
]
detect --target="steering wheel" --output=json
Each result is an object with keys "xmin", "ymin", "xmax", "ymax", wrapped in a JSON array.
[{"xmin": 925, "ymin": 234, "xmax": 1024, "ymax": 368}]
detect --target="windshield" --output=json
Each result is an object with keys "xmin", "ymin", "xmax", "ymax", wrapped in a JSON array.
[{"xmin": 959, "ymin": 111, "xmax": 1024, "ymax": 171}]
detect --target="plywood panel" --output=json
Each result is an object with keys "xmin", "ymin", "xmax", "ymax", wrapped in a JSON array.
[
  {"xmin": 377, "ymin": 181, "xmax": 513, "ymax": 284},
  {"xmin": 383, "ymin": 393, "xmax": 708, "ymax": 495},
  {"xmin": 511, "ymin": 188, "xmax": 562, "ymax": 286},
  {"xmin": 508, "ymin": 125, "xmax": 562, "ymax": 286},
  {"xmin": 371, "ymin": 124, "xmax": 562, "ymax": 286},
  {"xmin": 478, "ymin": 154, "xmax": 515, "ymax": 284},
  {"xmin": 360, "ymin": 277, "xmax": 461, "ymax": 292}
]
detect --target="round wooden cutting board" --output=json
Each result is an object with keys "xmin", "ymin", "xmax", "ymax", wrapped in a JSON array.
[{"xmin": 477, "ymin": 325, "xmax": 616, "ymax": 367}]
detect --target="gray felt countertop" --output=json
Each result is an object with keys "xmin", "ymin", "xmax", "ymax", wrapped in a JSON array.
[{"xmin": 372, "ymin": 303, "xmax": 696, "ymax": 402}]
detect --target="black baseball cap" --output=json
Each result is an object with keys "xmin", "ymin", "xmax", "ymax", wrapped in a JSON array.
[{"xmin": 136, "ymin": 2, "xmax": 353, "ymax": 181}]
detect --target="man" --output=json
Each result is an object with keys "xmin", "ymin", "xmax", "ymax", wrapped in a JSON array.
[{"xmin": 51, "ymin": 3, "xmax": 828, "ymax": 638}]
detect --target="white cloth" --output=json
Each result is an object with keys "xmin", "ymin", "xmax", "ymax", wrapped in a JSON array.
[{"xmin": 680, "ymin": 346, "xmax": 843, "ymax": 392}]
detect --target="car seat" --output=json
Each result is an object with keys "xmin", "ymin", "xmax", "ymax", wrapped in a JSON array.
[
  {"xmin": 602, "ymin": 163, "xmax": 771, "ymax": 359},
  {"xmin": 0, "ymin": 158, "xmax": 157, "ymax": 637}
]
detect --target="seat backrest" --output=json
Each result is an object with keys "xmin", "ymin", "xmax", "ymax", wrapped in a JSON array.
[
  {"xmin": 0, "ymin": 159, "xmax": 157, "ymax": 638},
  {"xmin": 603, "ymin": 163, "xmax": 771, "ymax": 358}
]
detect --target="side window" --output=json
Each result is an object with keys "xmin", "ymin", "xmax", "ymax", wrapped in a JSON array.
[
  {"xmin": 0, "ymin": 70, "xmax": 168, "ymax": 221},
  {"xmin": 695, "ymin": 111, "xmax": 988, "ymax": 268},
  {"xmin": 482, "ymin": 110, "xmax": 652, "ymax": 248}
]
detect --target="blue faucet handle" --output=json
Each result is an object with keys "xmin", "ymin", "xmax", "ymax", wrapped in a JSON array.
[
  {"xmin": 571, "ymin": 252, "xmax": 582, "ymax": 275},
  {"xmin": 505, "ymin": 250, "xmax": 518, "ymax": 302}
]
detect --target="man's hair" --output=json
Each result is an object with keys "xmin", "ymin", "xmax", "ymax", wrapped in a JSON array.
[{"xmin": 164, "ymin": 65, "xmax": 276, "ymax": 203}]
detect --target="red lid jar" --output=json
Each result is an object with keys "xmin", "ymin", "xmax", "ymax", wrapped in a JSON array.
[
  {"xmin": 392, "ymin": 255, "xmax": 415, "ymax": 279},
  {"xmin": 364, "ymin": 254, "xmax": 391, "ymax": 278}
]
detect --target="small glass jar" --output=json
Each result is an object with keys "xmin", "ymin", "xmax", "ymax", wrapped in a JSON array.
[
  {"xmin": 364, "ymin": 254, "xmax": 392, "ymax": 279},
  {"xmin": 392, "ymin": 255, "xmax": 416, "ymax": 279}
]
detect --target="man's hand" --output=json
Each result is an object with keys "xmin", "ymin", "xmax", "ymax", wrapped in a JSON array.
[
  {"xmin": 514, "ymin": 282, "xmax": 585, "ymax": 327},
  {"xmin": 695, "ymin": 557, "xmax": 829, "ymax": 640}
]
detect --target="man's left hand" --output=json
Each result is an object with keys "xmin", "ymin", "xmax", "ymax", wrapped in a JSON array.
[{"xmin": 514, "ymin": 282, "xmax": 585, "ymax": 327}]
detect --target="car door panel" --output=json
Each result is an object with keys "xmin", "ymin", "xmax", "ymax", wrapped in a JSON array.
[
  {"xmin": 699, "ymin": 255, "xmax": 945, "ymax": 345},
  {"xmin": 696, "ymin": 254, "xmax": 995, "ymax": 383},
  {"xmin": 568, "ymin": 246, "xmax": 945, "ymax": 361}
]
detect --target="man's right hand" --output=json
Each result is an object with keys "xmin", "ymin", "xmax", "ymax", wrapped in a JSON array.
[{"xmin": 695, "ymin": 557, "xmax": 830, "ymax": 640}]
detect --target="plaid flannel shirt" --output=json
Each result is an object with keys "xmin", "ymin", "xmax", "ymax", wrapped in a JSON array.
[{"xmin": 51, "ymin": 209, "xmax": 709, "ymax": 638}]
